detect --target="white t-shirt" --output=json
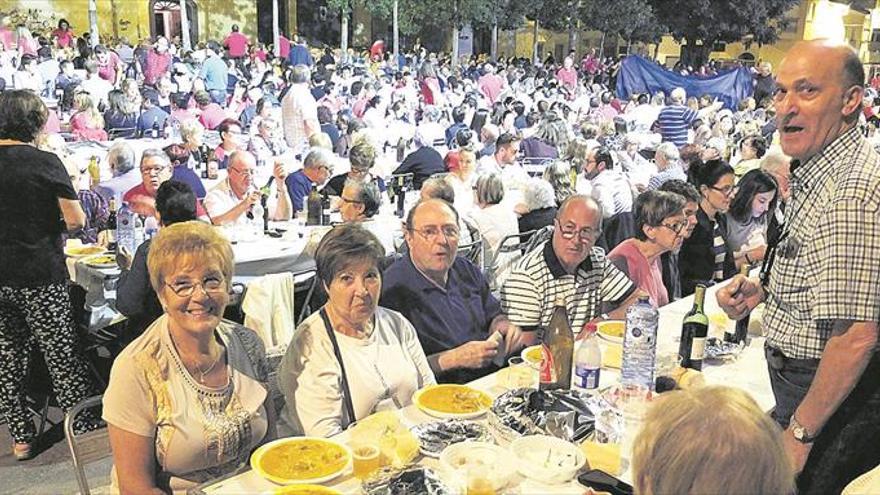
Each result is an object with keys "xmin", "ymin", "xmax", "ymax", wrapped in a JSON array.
[
  {"xmin": 204, "ymin": 177, "xmax": 282, "ymax": 228},
  {"xmin": 277, "ymin": 307, "xmax": 435, "ymax": 437}
]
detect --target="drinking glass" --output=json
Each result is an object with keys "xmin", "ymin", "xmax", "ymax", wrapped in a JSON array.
[{"xmin": 351, "ymin": 443, "xmax": 382, "ymax": 480}]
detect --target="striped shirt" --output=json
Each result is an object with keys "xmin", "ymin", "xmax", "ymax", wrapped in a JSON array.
[
  {"xmin": 764, "ymin": 127, "xmax": 880, "ymax": 359},
  {"xmin": 712, "ymin": 221, "xmax": 726, "ymax": 282},
  {"xmin": 500, "ymin": 240, "xmax": 637, "ymax": 335},
  {"xmin": 657, "ymin": 105, "xmax": 698, "ymax": 148},
  {"xmin": 647, "ymin": 164, "xmax": 687, "ymax": 190}
]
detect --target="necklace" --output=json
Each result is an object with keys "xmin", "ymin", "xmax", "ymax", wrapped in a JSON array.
[{"xmin": 193, "ymin": 350, "xmax": 223, "ymax": 384}]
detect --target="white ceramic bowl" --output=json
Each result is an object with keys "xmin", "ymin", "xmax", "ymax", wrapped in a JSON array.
[
  {"xmin": 509, "ymin": 435, "xmax": 586, "ymax": 484},
  {"xmin": 439, "ymin": 441, "xmax": 516, "ymax": 492}
]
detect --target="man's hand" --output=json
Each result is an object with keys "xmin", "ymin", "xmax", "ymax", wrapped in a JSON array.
[
  {"xmin": 716, "ymin": 275, "xmax": 764, "ymax": 320},
  {"xmin": 273, "ymin": 161, "xmax": 288, "ymax": 182},
  {"xmin": 782, "ymin": 428, "xmax": 813, "ymax": 474},
  {"xmin": 116, "ymin": 245, "xmax": 133, "ymax": 271},
  {"xmin": 451, "ymin": 339, "xmax": 500, "ymax": 369},
  {"xmin": 241, "ymin": 190, "xmax": 261, "ymax": 209}
]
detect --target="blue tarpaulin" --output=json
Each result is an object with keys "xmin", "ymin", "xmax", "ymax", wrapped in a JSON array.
[{"xmin": 615, "ymin": 55, "xmax": 754, "ymax": 110}]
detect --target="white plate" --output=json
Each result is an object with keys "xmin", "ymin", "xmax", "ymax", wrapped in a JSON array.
[
  {"xmin": 81, "ymin": 253, "xmax": 117, "ymax": 268},
  {"xmin": 439, "ymin": 441, "xmax": 516, "ymax": 492},
  {"xmin": 509, "ymin": 435, "xmax": 586, "ymax": 484},
  {"xmin": 521, "ymin": 345, "xmax": 544, "ymax": 367},
  {"xmin": 249, "ymin": 436, "xmax": 351, "ymax": 486},
  {"xmin": 412, "ymin": 384, "xmax": 492, "ymax": 420},
  {"xmin": 64, "ymin": 245, "xmax": 106, "ymax": 258}
]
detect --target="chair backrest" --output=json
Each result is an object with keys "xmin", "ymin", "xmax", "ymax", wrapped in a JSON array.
[
  {"xmin": 488, "ymin": 230, "xmax": 537, "ymax": 289},
  {"xmin": 521, "ymin": 157, "xmax": 552, "ymax": 177},
  {"xmin": 456, "ymin": 237, "xmax": 483, "ymax": 267},
  {"xmin": 65, "ymin": 395, "xmax": 110, "ymax": 495},
  {"xmin": 597, "ymin": 210, "xmax": 635, "ymax": 253},
  {"xmin": 293, "ymin": 269, "xmax": 319, "ymax": 327},
  {"xmin": 525, "ymin": 224, "xmax": 554, "ymax": 254}
]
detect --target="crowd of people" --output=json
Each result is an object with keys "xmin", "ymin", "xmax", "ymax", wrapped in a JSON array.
[{"xmin": 0, "ymin": 15, "xmax": 878, "ymax": 495}]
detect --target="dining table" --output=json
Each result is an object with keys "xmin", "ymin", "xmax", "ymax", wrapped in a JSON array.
[{"xmin": 192, "ymin": 277, "xmax": 773, "ymax": 494}]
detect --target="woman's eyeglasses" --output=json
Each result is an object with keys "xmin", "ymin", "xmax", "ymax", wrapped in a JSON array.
[
  {"xmin": 710, "ymin": 185, "xmax": 736, "ymax": 196},
  {"xmin": 658, "ymin": 221, "xmax": 687, "ymax": 235},
  {"xmin": 165, "ymin": 276, "xmax": 226, "ymax": 297}
]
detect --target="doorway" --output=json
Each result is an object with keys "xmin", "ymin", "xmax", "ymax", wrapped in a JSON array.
[{"xmin": 150, "ymin": 0, "xmax": 199, "ymax": 45}]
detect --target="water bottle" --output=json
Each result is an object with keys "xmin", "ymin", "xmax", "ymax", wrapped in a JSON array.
[
  {"xmin": 143, "ymin": 215, "xmax": 160, "ymax": 240},
  {"xmin": 250, "ymin": 202, "xmax": 265, "ymax": 238},
  {"xmin": 133, "ymin": 215, "xmax": 145, "ymax": 250},
  {"xmin": 621, "ymin": 296, "xmax": 659, "ymax": 392},
  {"xmin": 116, "ymin": 203, "xmax": 135, "ymax": 254},
  {"xmin": 574, "ymin": 323, "xmax": 602, "ymax": 390}
]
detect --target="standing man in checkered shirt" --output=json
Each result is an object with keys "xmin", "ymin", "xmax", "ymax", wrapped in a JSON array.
[{"xmin": 718, "ymin": 40, "xmax": 880, "ymax": 494}]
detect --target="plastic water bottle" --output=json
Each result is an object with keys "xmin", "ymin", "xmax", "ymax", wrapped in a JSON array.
[
  {"xmin": 116, "ymin": 203, "xmax": 135, "ymax": 254},
  {"xmin": 621, "ymin": 296, "xmax": 659, "ymax": 392},
  {"xmin": 574, "ymin": 323, "xmax": 602, "ymax": 390},
  {"xmin": 250, "ymin": 202, "xmax": 265, "ymax": 239},
  {"xmin": 133, "ymin": 215, "xmax": 145, "ymax": 249},
  {"xmin": 143, "ymin": 215, "xmax": 159, "ymax": 240}
]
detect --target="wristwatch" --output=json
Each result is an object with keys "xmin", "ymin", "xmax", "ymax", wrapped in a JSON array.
[{"xmin": 789, "ymin": 414, "xmax": 818, "ymax": 444}]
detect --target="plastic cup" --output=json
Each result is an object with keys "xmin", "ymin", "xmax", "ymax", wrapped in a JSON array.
[{"xmin": 351, "ymin": 444, "xmax": 382, "ymax": 480}]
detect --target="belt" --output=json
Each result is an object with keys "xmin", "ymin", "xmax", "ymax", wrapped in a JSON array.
[{"xmin": 764, "ymin": 344, "xmax": 821, "ymax": 372}]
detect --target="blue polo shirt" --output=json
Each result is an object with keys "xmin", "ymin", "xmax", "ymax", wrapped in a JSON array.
[
  {"xmin": 286, "ymin": 169, "xmax": 314, "ymax": 212},
  {"xmin": 381, "ymin": 253, "xmax": 502, "ymax": 384}
]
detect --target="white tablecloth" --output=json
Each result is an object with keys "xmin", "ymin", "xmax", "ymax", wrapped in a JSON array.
[{"xmin": 196, "ymin": 278, "xmax": 775, "ymax": 494}]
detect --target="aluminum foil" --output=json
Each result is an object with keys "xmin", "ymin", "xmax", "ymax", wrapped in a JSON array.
[
  {"xmin": 489, "ymin": 388, "xmax": 595, "ymax": 443},
  {"xmin": 361, "ymin": 465, "xmax": 452, "ymax": 495},
  {"xmin": 410, "ymin": 420, "xmax": 490, "ymax": 457},
  {"xmin": 704, "ymin": 337, "xmax": 746, "ymax": 361}
]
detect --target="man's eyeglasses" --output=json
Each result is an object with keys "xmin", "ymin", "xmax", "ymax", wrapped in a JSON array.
[
  {"xmin": 556, "ymin": 221, "xmax": 602, "ymax": 241},
  {"xmin": 710, "ymin": 185, "xmax": 736, "ymax": 196},
  {"xmin": 657, "ymin": 221, "xmax": 687, "ymax": 235},
  {"xmin": 230, "ymin": 167, "xmax": 255, "ymax": 177},
  {"xmin": 141, "ymin": 166, "xmax": 169, "ymax": 175},
  {"xmin": 410, "ymin": 225, "xmax": 460, "ymax": 242},
  {"xmin": 165, "ymin": 276, "xmax": 226, "ymax": 298},
  {"xmin": 341, "ymin": 196, "xmax": 362, "ymax": 204},
  {"xmin": 349, "ymin": 167, "xmax": 370, "ymax": 177}
]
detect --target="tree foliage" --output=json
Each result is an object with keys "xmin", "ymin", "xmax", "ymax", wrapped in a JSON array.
[
  {"xmin": 582, "ymin": 0, "xmax": 666, "ymax": 45},
  {"xmin": 647, "ymin": 0, "xmax": 799, "ymax": 46}
]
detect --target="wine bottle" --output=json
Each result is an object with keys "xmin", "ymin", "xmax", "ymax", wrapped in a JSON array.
[
  {"xmin": 106, "ymin": 198, "xmax": 118, "ymax": 253},
  {"xmin": 150, "ymin": 117, "xmax": 159, "ymax": 139},
  {"xmin": 539, "ymin": 297, "xmax": 574, "ymax": 391},
  {"xmin": 679, "ymin": 284, "xmax": 709, "ymax": 370},
  {"xmin": 727, "ymin": 263, "xmax": 752, "ymax": 344},
  {"xmin": 200, "ymin": 145, "xmax": 210, "ymax": 179},
  {"xmin": 306, "ymin": 182, "xmax": 322, "ymax": 226}
]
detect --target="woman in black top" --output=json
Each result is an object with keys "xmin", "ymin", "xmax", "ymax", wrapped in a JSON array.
[
  {"xmin": 679, "ymin": 159, "xmax": 737, "ymax": 296},
  {"xmin": 0, "ymin": 90, "xmax": 97, "ymax": 460},
  {"xmin": 103, "ymin": 89, "xmax": 138, "ymax": 139}
]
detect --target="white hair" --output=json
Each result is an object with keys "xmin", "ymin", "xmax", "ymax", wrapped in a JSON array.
[
  {"xmin": 671, "ymin": 87, "xmax": 687, "ymax": 104},
  {"xmin": 655, "ymin": 142, "xmax": 680, "ymax": 162},
  {"xmin": 524, "ymin": 178, "xmax": 557, "ymax": 211}
]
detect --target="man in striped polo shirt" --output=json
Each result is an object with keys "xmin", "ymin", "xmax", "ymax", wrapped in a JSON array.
[
  {"xmin": 500, "ymin": 195, "xmax": 644, "ymax": 335},
  {"xmin": 657, "ymin": 87, "xmax": 723, "ymax": 148}
]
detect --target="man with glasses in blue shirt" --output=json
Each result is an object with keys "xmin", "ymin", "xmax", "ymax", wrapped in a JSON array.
[
  {"xmin": 381, "ymin": 199, "xmax": 522, "ymax": 383},
  {"xmin": 501, "ymin": 195, "xmax": 643, "ymax": 337}
]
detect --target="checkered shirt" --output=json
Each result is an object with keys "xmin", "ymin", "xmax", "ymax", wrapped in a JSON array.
[{"xmin": 763, "ymin": 127, "xmax": 880, "ymax": 359}]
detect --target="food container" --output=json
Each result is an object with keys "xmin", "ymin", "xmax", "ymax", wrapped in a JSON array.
[
  {"xmin": 439, "ymin": 441, "xmax": 516, "ymax": 493},
  {"xmin": 510, "ymin": 435, "xmax": 586, "ymax": 484},
  {"xmin": 410, "ymin": 419, "xmax": 490, "ymax": 458},
  {"xmin": 596, "ymin": 320, "xmax": 625, "ymax": 344},
  {"xmin": 489, "ymin": 388, "xmax": 595, "ymax": 444}
]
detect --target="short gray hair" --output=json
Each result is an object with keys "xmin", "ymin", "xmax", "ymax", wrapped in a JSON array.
[
  {"xmin": 140, "ymin": 148, "xmax": 171, "ymax": 169},
  {"xmin": 420, "ymin": 176, "xmax": 455, "ymax": 204},
  {"xmin": 655, "ymin": 142, "xmax": 680, "ymax": 162},
  {"xmin": 543, "ymin": 160, "xmax": 575, "ymax": 205},
  {"xmin": 291, "ymin": 64, "xmax": 310, "ymax": 84},
  {"xmin": 474, "ymin": 173, "xmax": 504, "ymax": 205},
  {"xmin": 179, "ymin": 118, "xmax": 204, "ymax": 144},
  {"xmin": 670, "ymin": 87, "xmax": 687, "ymax": 104},
  {"xmin": 634, "ymin": 190, "xmax": 687, "ymax": 241},
  {"xmin": 107, "ymin": 141, "xmax": 136, "ymax": 174},
  {"xmin": 523, "ymin": 178, "xmax": 557, "ymax": 211},
  {"xmin": 344, "ymin": 178, "xmax": 381, "ymax": 218},
  {"xmin": 303, "ymin": 148, "xmax": 334, "ymax": 171}
]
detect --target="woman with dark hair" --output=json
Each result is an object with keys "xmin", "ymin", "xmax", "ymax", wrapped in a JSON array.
[
  {"xmin": 163, "ymin": 143, "xmax": 207, "ymax": 199},
  {"xmin": 725, "ymin": 169, "xmax": 778, "ymax": 269},
  {"xmin": 733, "ymin": 135, "xmax": 768, "ymax": 178},
  {"xmin": 317, "ymin": 105, "xmax": 340, "ymax": 149},
  {"xmin": 679, "ymin": 159, "xmax": 737, "ymax": 296},
  {"xmin": 103, "ymin": 89, "xmax": 138, "ymax": 138},
  {"xmin": 0, "ymin": 90, "xmax": 97, "ymax": 460},
  {"xmin": 51, "ymin": 18, "xmax": 75, "ymax": 49},
  {"xmin": 277, "ymin": 224, "xmax": 434, "ymax": 436}
]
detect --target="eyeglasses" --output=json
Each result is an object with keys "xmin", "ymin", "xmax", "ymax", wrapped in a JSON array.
[
  {"xmin": 141, "ymin": 166, "xmax": 169, "ymax": 175},
  {"xmin": 341, "ymin": 196, "xmax": 362, "ymax": 204},
  {"xmin": 657, "ymin": 221, "xmax": 687, "ymax": 235},
  {"xmin": 230, "ymin": 167, "xmax": 255, "ymax": 177},
  {"xmin": 165, "ymin": 276, "xmax": 226, "ymax": 297},
  {"xmin": 349, "ymin": 168, "xmax": 370, "ymax": 177},
  {"xmin": 410, "ymin": 225, "xmax": 460, "ymax": 242},
  {"xmin": 556, "ymin": 220, "xmax": 602, "ymax": 241},
  {"xmin": 710, "ymin": 185, "xmax": 736, "ymax": 196}
]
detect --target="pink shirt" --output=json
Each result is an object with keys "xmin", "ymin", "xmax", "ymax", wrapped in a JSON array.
[
  {"xmin": 199, "ymin": 103, "xmax": 227, "ymax": 130},
  {"xmin": 279, "ymin": 36, "xmax": 291, "ymax": 59},
  {"xmin": 144, "ymin": 50, "xmax": 172, "ymax": 86},
  {"xmin": 607, "ymin": 239, "xmax": 668, "ymax": 307},
  {"xmin": 556, "ymin": 67, "xmax": 577, "ymax": 89},
  {"xmin": 478, "ymin": 74, "xmax": 504, "ymax": 104},
  {"xmin": 52, "ymin": 29, "xmax": 75, "ymax": 48},
  {"xmin": 98, "ymin": 52, "xmax": 122, "ymax": 84},
  {"xmin": 224, "ymin": 32, "xmax": 249, "ymax": 58}
]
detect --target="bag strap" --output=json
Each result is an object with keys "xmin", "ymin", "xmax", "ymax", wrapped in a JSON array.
[{"xmin": 319, "ymin": 308, "xmax": 356, "ymax": 429}]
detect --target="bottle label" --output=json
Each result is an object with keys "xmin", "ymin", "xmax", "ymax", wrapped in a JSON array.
[
  {"xmin": 574, "ymin": 365, "xmax": 600, "ymax": 389},
  {"xmin": 539, "ymin": 343, "xmax": 556, "ymax": 384},
  {"xmin": 691, "ymin": 337, "xmax": 706, "ymax": 361}
]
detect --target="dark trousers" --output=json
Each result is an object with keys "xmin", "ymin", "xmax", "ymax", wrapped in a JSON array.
[{"xmin": 766, "ymin": 345, "xmax": 880, "ymax": 494}]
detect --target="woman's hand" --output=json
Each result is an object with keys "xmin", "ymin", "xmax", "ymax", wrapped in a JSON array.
[{"xmin": 116, "ymin": 245, "xmax": 133, "ymax": 271}]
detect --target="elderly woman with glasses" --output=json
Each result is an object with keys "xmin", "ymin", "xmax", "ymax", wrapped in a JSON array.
[
  {"xmin": 247, "ymin": 115, "xmax": 290, "ymax": 166},
  {"xmin": 608, "ymin": 190, "xmax": 687, "ymax": 307},
  {"xmin": 277, "ymin": 224, "xmax": 434, "ymax": 437},
  {"xmin": 124, "ymin": 149, "xmax": 209, "ymax": 221},
  {"xmin": 103, "ymin": 221, "xmax": 274, "ymax": 493},
  {"xmin": 679, "ymin": 159, "xmax": 737, "ymax": 297}
]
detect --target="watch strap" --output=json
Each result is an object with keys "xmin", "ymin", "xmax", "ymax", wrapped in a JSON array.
[{"xmin": 789, "ymin": 414, "xmax": 818, "ymax": 443}]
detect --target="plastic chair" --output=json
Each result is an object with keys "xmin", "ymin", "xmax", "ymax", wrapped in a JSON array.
[
  {"xmin": 488, "ymin": 230, "xmax": 537, "ymax": 290},
  {"xmin": 521, "ymin": 157, "xmax": 552, "ymax": 177},
  {"xmin": 64, "ymin": 395, "xmax": 110, "ymax": 495},
  {"xmin": 456, "ymin": 237, "xmax": 483, "ymax": 267}
]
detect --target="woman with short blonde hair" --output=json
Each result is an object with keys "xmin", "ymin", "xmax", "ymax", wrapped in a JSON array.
[
  {"xmin": 632, "ymin": 386, "xmax": 794, "ymax": 495},
  {"xmin": 104, "ymin": 221, "xmax": 273, "ymax": 493}
]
